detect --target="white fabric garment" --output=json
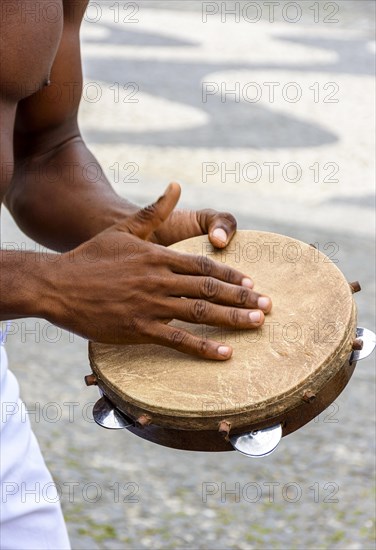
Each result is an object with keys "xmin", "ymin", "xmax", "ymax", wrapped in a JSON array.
[{"xmin": 0, "ymin": 332, "xmax": 71, "ymax": 550}]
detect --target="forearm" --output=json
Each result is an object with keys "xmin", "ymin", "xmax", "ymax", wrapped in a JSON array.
[
  {"xmin": 0, "ymin": 250, "xmax": 55, "ymax": 321},
  {"xmin": 6, "ymin": 137, "xmax": 139, "ymax": 252}
]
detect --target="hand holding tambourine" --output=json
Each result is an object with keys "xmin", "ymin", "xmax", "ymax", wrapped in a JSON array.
[{"xmin": 85, "ymin": 192, "xmax": 375, "ymax": 458}]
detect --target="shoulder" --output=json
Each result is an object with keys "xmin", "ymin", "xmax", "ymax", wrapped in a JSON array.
[
  {"xmin": 0, "ymin": 1, "xmax": 64, "ymax": 103},
  {"xmin": 0, "ymin": 1, "xmax": 89, "ymax": 104}
]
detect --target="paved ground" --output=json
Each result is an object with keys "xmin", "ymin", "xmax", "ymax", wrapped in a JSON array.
[{"xmin": 1, "ymin": 1, "xmax": 375, "ymax": 549}]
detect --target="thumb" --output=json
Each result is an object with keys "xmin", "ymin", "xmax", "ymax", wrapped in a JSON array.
[{"xmin": 117, "ymin": 182, "xmax": 181, "ymax": 240}]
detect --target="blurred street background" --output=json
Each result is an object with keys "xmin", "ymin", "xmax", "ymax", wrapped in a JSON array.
[{"xmin": 1, "ymin": 1, "xmax": 375, "ymax": 548}]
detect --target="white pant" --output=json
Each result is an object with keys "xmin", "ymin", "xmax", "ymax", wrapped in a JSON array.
[{"xmin": 0, "ymin": 341, "xmax": 71, "ymax": 550}]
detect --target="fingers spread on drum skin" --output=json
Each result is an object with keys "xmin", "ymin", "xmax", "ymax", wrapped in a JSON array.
[
  {"xmin": 151, "ymin": 323, "xmax": 233, "ymax": 360},
  {"xmin": 169, "ymin": 299, "xmax": 265, "ymax": 328},
  {"xmin": 196, "ymin": 209, "xmax": 237, "ymax": 249},
  {"xmin": 169, "ymin": 276, "xmax": 263, "ymax": 309},
  {"xmin": 167, "ymin": 250, "xmax": 254, "ymax": 289}
]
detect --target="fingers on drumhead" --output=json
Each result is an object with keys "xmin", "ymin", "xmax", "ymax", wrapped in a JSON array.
[
  {"xmin": 168, "ymin": 251, "xmax": 248, "ymax": 286},
  {"xmin": 196, "ymin": 209, "xmax": 237, "ymax": 249},
  {"xmin": 209, "ymin": 213, "xmax": 237, "ymax": 249},
  {"xmin": 168, "ymin": 276, "xmax": 262, "ymax": 310},
  {"xmin": 151, "ymin": 324, "xmax": 233, "ymax": 360},
  {"xmin": 168, "ymin": 299, "xmax": 265, "ymax": 329}
]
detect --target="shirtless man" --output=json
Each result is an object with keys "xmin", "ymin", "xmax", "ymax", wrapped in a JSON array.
[{"xmin": 0, "ymin": 2, "xmax": 272, "ymax": 548}]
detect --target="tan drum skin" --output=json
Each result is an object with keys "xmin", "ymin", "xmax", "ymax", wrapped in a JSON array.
[{"xmin": 88, "ymin": 231, "xmax": 358, "ymax": 452}]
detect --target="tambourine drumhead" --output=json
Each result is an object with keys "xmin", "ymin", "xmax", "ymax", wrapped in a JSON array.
[{"xmin": 89, "ymin": 231, "xmax": 357, "ymax": 450}]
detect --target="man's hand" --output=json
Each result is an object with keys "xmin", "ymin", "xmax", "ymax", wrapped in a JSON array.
[
  {"xmin": 151, "ymin": 183, "xmax": 237, "ymax": 249},
  {"xmin": 45, "ymin": 183, "xmax": 272, "ymax": 360}
]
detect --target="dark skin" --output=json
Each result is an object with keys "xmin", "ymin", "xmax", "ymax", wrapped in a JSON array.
[{"xmin": 0, "ymin": 0, "xmax": 272, "ymax": 359}]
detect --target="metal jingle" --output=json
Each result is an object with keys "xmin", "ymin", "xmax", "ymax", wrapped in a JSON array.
[
  {"xmin": 230, "ymin": 424, "xmax": 282, "ymax": 458},
  {"xmin": 93, "ymin": 396, "xmax": 133, "ymax": 430},
  {"xmin": 351, "ymin": 327, "xmax": 376, "ymax": 362}
]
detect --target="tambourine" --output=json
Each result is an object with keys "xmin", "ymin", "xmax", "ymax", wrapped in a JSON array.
[{"xmin": 86, "ymin": 231, "xmax": 375, "ymax": 458}]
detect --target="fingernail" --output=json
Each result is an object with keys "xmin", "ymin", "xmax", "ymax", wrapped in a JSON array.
[
  {"xmin": 218, "ymin": 345, "xmax": 232, "ymax": 357},
  {"xmin": 241, "ymin": 277, "xmax": 254, "ymax": 288},
  {"xmin": 258, "ymin": 297, "xmax": 271, "ymax": 311},
  {"xmin": 212, "ymin": 228, "xmax": 227, "ymax": 245},
  {"xmin": 249, "ymin": 311, "xmax": 261, "ymax": 323}
]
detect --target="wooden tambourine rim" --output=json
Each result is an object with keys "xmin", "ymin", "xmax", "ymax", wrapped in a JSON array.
[
  {"xmin": 118, "ymin": 355, "xmax": 357, "ymax": 451},
  {"xmin": 89, "ymin": 230, "xmax": 357, "ymax": 434}
]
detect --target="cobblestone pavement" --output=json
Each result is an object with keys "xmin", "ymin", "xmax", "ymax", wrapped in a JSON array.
[{"xmin": 1, "ymin": 1, "xmax": 375, "ymax": 549}]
